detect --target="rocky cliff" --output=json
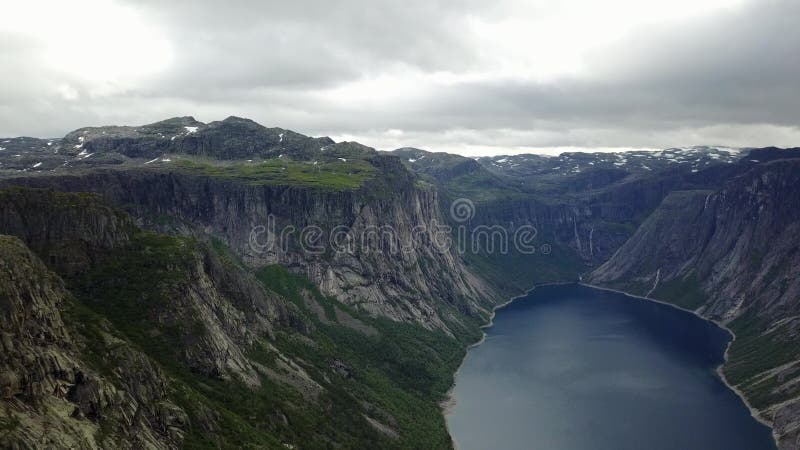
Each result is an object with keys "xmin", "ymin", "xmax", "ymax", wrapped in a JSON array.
[
  {"xmin": 0, "ymin": 232, "xmax": 187, "ymax": 449},
  {"xmin": 1, "ymin": 118, "xmax": 499, "ymax": 334},
  {"xmin": 0, "ymin": 188, "xmax": 480, "ymax": 448},
  {"xmin": 3, "ymin": 168, "xmax": 495, "ymax": 334},
  {"xmin": 590, "ymin": 159, "xmax": 800, "ymax": 450},
  {"xmin": 0, "ymin": 118, "xmax": 506, "ymax": 448}
]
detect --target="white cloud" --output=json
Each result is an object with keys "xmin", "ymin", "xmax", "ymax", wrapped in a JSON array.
[
  {"xmin": 1, "ymin": 0, "xmax": 173, "ymax": 90},
  {"xmin": 57, "ymin": 84, "xmax": 80, "ymax": 101},
  {"xmin": 0, "ymin": 0, "xmax": 796, "ymax": 155}
]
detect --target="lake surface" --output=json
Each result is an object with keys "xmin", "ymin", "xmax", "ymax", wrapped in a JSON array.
[{"xmin": 446, "ymin": 284, "xmax": 776, "ymax": 450}]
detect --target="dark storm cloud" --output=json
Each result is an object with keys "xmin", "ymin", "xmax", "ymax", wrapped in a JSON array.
[{"xmin": 0, "ymin": 0, "xmax": 798, "ymax": 153}]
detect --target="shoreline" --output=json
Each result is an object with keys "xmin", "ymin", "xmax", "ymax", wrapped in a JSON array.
[
  {"xmin": 577, "ymin": 283, "xmax": 777, "ymax": 439},
  {"xmin": 441, "ymin": 281, "xmax": 778, "ymax": 449},
  {"xmin": 440, "ymin": 281, "xmax": 572, "ymax": 448}
]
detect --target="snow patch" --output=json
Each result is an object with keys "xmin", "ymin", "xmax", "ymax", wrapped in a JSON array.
[
  {"xmin": 338, "ymin": 158, "xmax": 347, "ymax": 162},
  {"xmin": 32, "ymin": 162, "xmax": 42, "ymax": 168},
  {"xmin": 184, "ymin": 126, "xmax": 198, "ymax": 133}
]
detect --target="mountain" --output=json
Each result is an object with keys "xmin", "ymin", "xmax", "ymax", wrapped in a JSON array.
[
  {"xmin": 2, "ymin": 116, "xmax": 800, "ymax": 449},
  {"xmin": 2, "ymin": 119, "xmax": 497, "ymax": 333},
  {"xmin": 395, "ymin": 145, "xmax": 800, "ymax": 449},
  {"xmin": 0, "ymin": 187, "xmax": 481, "ymax": 448},
  {"xmin": 0, "ymin": 119, "xmax": 499, "ymax": 448},
  {"xmin": 589, "ymin": 159, "xmax": 800, "ymax": 449}
]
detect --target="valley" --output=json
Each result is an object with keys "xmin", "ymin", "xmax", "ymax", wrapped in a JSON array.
[{"xmin": 1, "ymin": 116, "xmax": 799, "ymax": 449}]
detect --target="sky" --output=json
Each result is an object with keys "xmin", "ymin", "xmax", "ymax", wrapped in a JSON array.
[{"xmin": 0, "ymin": 0, "xmax": 798, "ymax": 156}]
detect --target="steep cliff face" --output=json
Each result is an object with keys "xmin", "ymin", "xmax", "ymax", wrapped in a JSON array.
[
  {"xmin": 590, "ymin": 159, "xmax": 800, "ymax": 450},
  {"xmin": 0, "ymin": 187, "xmax": 293, "ymax": 385},
  {"xmin": 392, "ymin": 147, "xmax": 754, "ymax": 273},
  {"xmin": 0, "ymin": 188, "xmax": 133, "ymax": 276},
  {"xmin": 419, "ymin": 147, "xmax": 800, "ymax": 274},
  {"xmin": 1, "ymin": 117, "xmax": 499, "ymax": 333},
  {"xmin": 0, "ymin": 234, "xmax": 188, "ymax": 450},
  {"xmin": 4, "ymin": 166, "xmax": 496, "ymax": 333},
  {"xmin": 0, "ymin": 187, "xmax": 482, "ymax": 449}
]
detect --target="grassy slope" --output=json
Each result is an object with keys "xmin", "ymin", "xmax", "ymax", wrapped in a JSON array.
[
  {"xmin": 172, "ymin": 158, "xmax": 375, "ymax": 190},
  {"xmin": 725, "ymin": 313, "xmax": 800, "ymax": 410},
  {"xmin": 463, "ymin": 245, "xmax": 585, "ymax": 297},
  {"xmin": 64, "ymin": 230, "xmax": 477, "ymax": 449}
]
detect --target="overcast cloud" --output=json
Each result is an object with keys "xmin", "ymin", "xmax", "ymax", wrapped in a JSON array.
[{"xmin": 0, "ymin": 0, "xmax": 798, "ymax": 155}]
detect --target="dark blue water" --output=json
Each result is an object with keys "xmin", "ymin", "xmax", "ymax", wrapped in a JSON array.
[{"xmin": 447, "ymin": 284, "xmax": 776, "ymax": 450}]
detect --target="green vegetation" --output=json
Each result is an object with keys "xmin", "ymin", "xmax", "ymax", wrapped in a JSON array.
[
  {"xmin": 725, "ymin": 314, "xmax": 800, "ymax": 409},
  {"xmin": 443, "ymin": 173, "xmax": 527, "ymax": 202},
  {"xmin": 650, "ymin": 275, "xmax": 708, "ymax": 310},
  {"xmin": 61, "ymin": 228, "xmax": 475, "ymax": 449},
  {"xmin": 463, "ymin": 244, "xmax": 585, "ymax": 295},
  {"xmin": 256, "ymin": 264, "xmax": 481, "ymax": 448},
  {"xmin": 171, "ymin": 158, "xmax": 374, "ymax": 190},
  {"xmin": 68, "ymin": 231, "xmax": 202, "ymax": 373},
  {"xmin": 0, "ymin": 406, "xmax": 21, "ymax": 440},
  {"xmin": 0, "ymin": 187, "xmax": 132, "ymax": 226}
]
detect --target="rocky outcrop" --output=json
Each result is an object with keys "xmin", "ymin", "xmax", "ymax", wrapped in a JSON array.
[
  {"xmin": 61, "ymin": 116, "xmax": 335, "ymax": 161},
  {"xmin": 0, "ymin": 188, "xmax": 133, "ymax": 275},
  {"xmin": 0, "ymin": 189, "xmax": 312, "ymax": 447},
  {"xmin": 0, "ymin": 188, "xmax": 292, "ymax": 386},
  {"xmin": 590, "ymin": 159, "xmax": 800, "ymax": 450},
  {"xmin": 0, "ymin": 189, "xmax": 288, "ymax": 448},
  {"xmin": 0, "ymin": 234, "xmax": 187, "ymax": 449},
  {"xmin": 0, "ymin": 187, "xmax": 477, "ymax": 448}
]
